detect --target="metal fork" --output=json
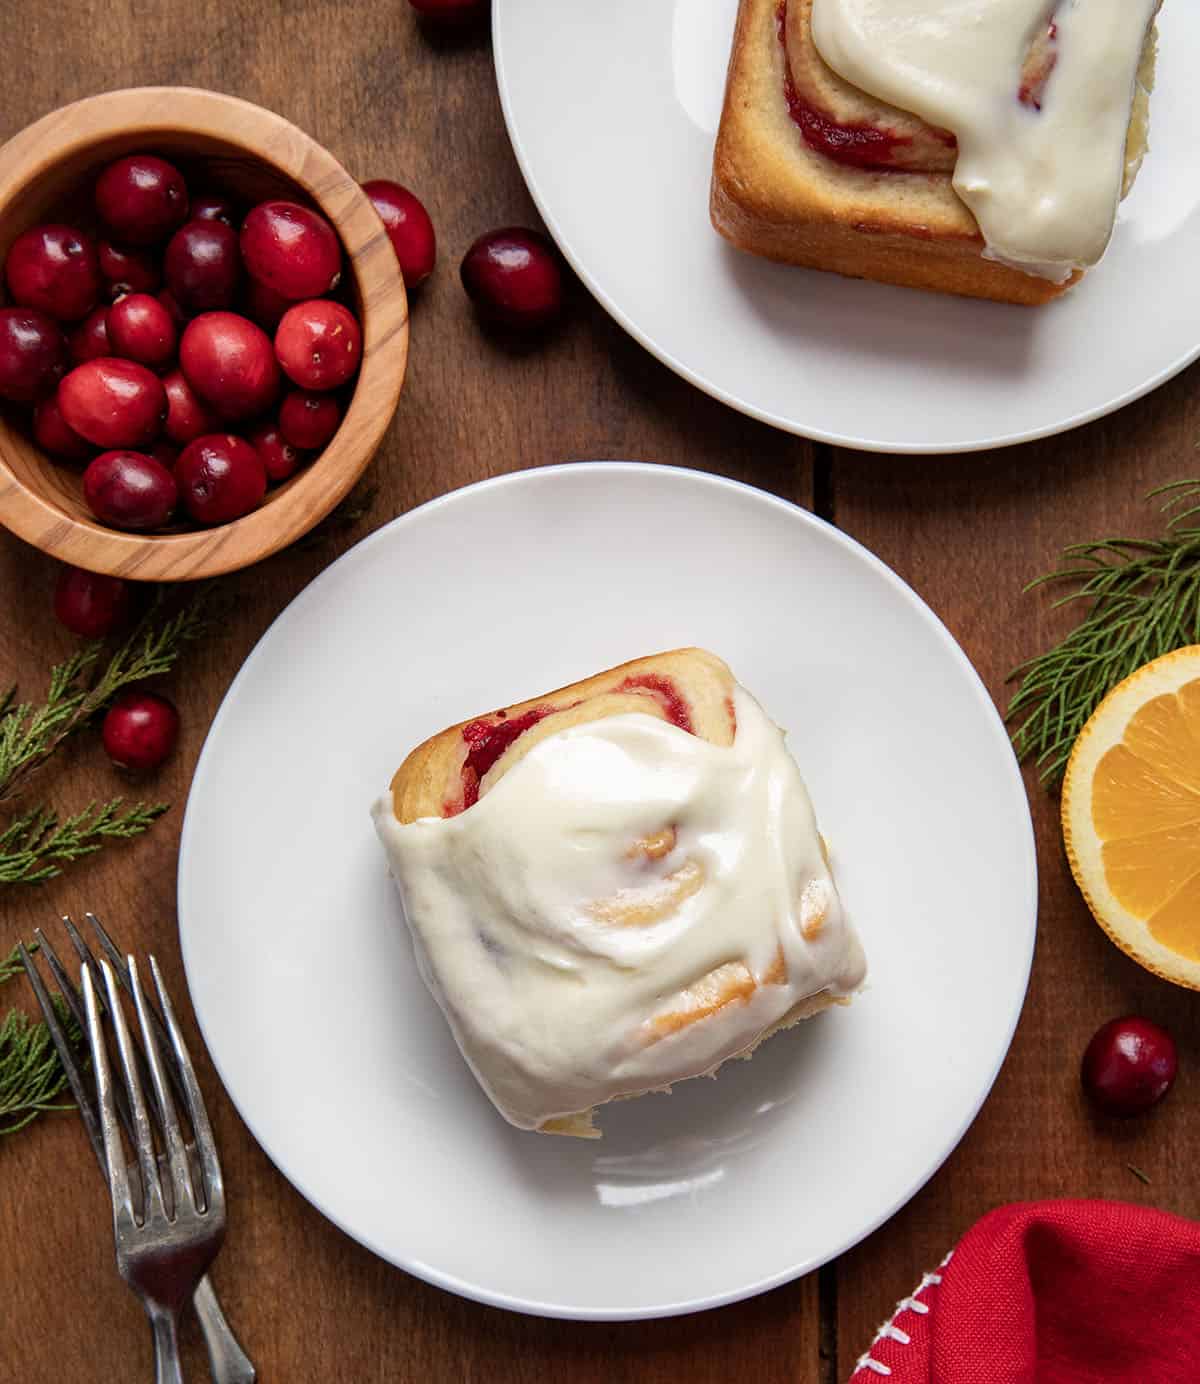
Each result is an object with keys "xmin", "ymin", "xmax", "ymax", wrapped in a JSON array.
[
  {"xmin": 84, "ymin": 954, "xmax": 225, "ymax": 1384},
  {"xmin": 21, "ymin": 915, "xmax": 254, "ymax": 1383}
]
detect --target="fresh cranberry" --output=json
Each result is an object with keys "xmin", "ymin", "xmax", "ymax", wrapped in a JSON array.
[
  {"xmin": 162, "ymin": 368, "xmax": 218, "ymax": 445},
  {"xmin": 5, "ymin": 224, "xmax": 101, "ymax": 322},
  {"xmin": 408, "ymin": 0, "xmax": 488, "ymax": 22},
  {"xmin": 460, "ymin": 228, "xmax": 562, "ymax": 331},
  {"xmin": 0, "ymin": 308, "xmax": 67, "ymax": 403},
  {"xmin": 164, "ymin": 219, "xmax": 241, "ymax": 313},
  {"xmin": 179, "ymin": 312, "xmax": 280, "ymax": 420},
  {"xmin": 362, "ymin": 180, "xmax": 436, "ymax": 288},
  {"xmin": 101, "ymin": 690, "xmax": 179, "ymax": 771},
  {"xmin": 157, "ymin": 290, "xmax": 187, "ymax": 330},
  {"xmin": 97, "ymin": 240, "xmax": 161, "ymax": 299},
  {"xmin": 68, "ymin": 307, "xmax": 112, "ymax": 365},
  {"xmin": 190, "ymin": 193, "xmax": 239, "ymax": 227},
  {"xmin": 59, "ymin": 358, "xmax": 166, "ymax": 448},
  {"xmin": 95, "ymin": 155, "xmax": 189, "ymax": 245},
  {"xmin": 278, "ymin": 389, "xmax": 340, "ymax": 450},
  {"xmin": 1082, "ymin": 1016, "xmax": 1178, "ymax": 1118},
  {"xmin": 274, "ymin": 299, "xmax": 361, "ymax": 390},
  {"xmin": 53, "ymin": 565, "xmax": 132, "ymax": 637},
  {"xmin": 176, "ymin": 433, "xmax": 267, "ymax": 524},
  {"xmin": 247, "ymin": 420, "xmax": 304, "ymax": 482},
  {"xmin": 33, "ymin": 394, "xmax": 92, "ymax": 461},
  {"xmin": 240, "ymin": 201, "xmax": 341, "ymax": 300},
  {"xmin": 107, "ymin": 294, "xmax": 177, "ymax": 370},
  {"xmin": 82, "ymin": 450, "xmax": 177, "ymax": 530},
  {"xmin": 243, "ymin": 278, "xmax": 291, "ymax": 331}
]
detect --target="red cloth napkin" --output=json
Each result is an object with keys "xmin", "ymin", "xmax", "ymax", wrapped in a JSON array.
[{"xmin": 850, "ymin": 1200, "xmax": 1200, "ymax": 1382}]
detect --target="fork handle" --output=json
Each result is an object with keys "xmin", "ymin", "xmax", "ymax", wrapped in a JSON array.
[
  {"xmin": 194, "ymin": 1274, "xmax": 257, "ymax": 1384},
  {"xmin": 150, "ymin": 1308, "xmax": 185, "ymax": 1384}
]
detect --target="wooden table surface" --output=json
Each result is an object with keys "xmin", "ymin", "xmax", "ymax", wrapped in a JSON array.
[{"xmin": 3, "ymin": 4, "xmax": 1199, "ymax": 1381}]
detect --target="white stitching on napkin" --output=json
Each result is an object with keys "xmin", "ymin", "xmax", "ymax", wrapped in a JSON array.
[
  {"xmin": 850, "ymin": 1252, "xmax": 953, "ymax": 1378},
  {"xmin": 853, "ymin": 1358, "xmax": 892, "ymax": 1377}
]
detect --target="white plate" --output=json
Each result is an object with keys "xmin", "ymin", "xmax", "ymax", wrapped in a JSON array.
[
  {"xmin": 179, "ymin": 463, "xmax": 1036, "ymax": 1318},
  {"xmin": 492, "ymin": 2, "xmax": 1200, "ymax": 454}
]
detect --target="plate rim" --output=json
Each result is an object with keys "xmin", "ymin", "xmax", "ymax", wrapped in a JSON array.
[
  {"xmin": 491, "ymin": 6, "xmax": 1200, "ymax": 456},
  {"xmin": 178, "ymin": 461, "xmax": 1039, "ymax": 1319}
]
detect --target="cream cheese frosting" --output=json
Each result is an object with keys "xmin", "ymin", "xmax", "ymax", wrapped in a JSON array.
[
  {"xmin": 809, "ymin": 0, "xmax": 1159, "ymax": 281},
  {"xmin": 372, "ymin": 684, "xmax": 866, "ymax": 1132}
]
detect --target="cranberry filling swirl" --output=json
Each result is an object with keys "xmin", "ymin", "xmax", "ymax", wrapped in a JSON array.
[
  {"xmin": 387, "ymin": 650, "xmax": 741, "ymax": 823},
  {"xmin": 455, "ymin": 671, "xmax": 714, "ymax": 812},
  {"xmin": 781, "ymin": 0, "xmax": 1057, "ymax": 173}
]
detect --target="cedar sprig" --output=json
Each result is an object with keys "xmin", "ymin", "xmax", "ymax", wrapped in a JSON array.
[
  {"xmin": 0, "ymin": 799, "xmax": 168, "ymax": 886},
  {"xmin": 0, "ymin": 645, "xmax": 103, "ymax": 801},
  {"xmin": 0, "ymin": 590, "xmax": 210, "ymax": 805},
  {"xmin": 0, "ymin": 944, "xmax": 25, "ymax": 984},
  {"xmin": 0, "ymin": 943, "xmax": 80, "ymax": 1136},
  {"xmin": 1008, "ymin": 480, "xmax": 1200, "ymax": 786}
]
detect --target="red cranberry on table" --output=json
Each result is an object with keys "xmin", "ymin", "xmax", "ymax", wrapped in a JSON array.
[
  {"xmin": 97, "ymin": 240, "xmax": 161, "ymax": 299},
  {"xmin": 54, "ymin": 565, "xmax": 132, "ymax": 638},
  {"xmin": 107, "ymin": 293, "xmax": 177, "ymax": 371},
  {"xmin": 5, "ymin": 224, "xmax": 101, "ymax": 322},
  {"xmin": 33, "ymin": 395, "xmax": 92, "ymax": 461},
  {"xmin": 95, "ymin": 154, "xmax": 189, "ymax": 245},
  {"xmin": 275, "ymin": 299, "xmax": 361, "ymax": 390},
  {"xmin": 176, "ymin": 433, "xmax": 267, "ymax": 525},
  {"xmin": 279, "ymin": 389, "xmax": 340, "ymax": 450},
  {"xmin": 82, "ymin": 450, "xmax": 177, "ymax": 531},
  {"xmin": 243, "ymin": 278, "xmax": 291, "ymax": 331},
  {"xmin": 362, "ymin": 180, "xmax": 436, "ymax": 288},
  {"xmin": 179, "ymin": 312, "xmax": 280, "ymax": 420},
  {"xmin": 1082, "ymin": 1016, "xmax": 1178, "ymax": 1118},
  {"xmin": 101, "ymin": 690, "xmax": 179, "ymax": 772},
  {"xmin": 59, "ymin": 358, "xmax": 167, "ymax": 449},
  {"xmin": 460, "ymin": 228, "xmax": 563, "ymax": 331},
  {"xmin": 162, "ymin": 367, "xmax": 218, "ymax": 445},
  {"xmin": 240, "ymin": 201, "xmax": 341, "ymax": 300},
  {"xmin": 247, "ymin": 420, "xmax": 304, "ymax": 482},
  {"xmin": 68, "ymin": 306, "xmax": 112, "ymax": 365},
  {"xmin": 0, "ymin": 307, "xmax": 67, "ymax": 403},
  {"xmin": 165, "ymin": 219, "xmax": 241, "ymax": 313},
  {"xmin": 190, "ymin": 192, "xmax": 239, "ymax": 227}
]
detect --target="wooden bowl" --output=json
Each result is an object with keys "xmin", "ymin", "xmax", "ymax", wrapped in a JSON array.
[{"xmin": 0, "ymin": 87, "xmax": 408, "ymax": 580}]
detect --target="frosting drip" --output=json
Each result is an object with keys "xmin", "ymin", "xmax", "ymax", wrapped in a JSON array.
[{"xmin": 809, "ymin": 0, "xmax": 1159, "ymax": 280}]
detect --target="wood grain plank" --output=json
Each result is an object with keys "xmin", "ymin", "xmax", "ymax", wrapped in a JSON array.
[
  {"xmin": 830, "ymin": 363, "xmax": 1200, "ymax": 1377},
  {"xmin": 0, "ymin": 3, "xmax": 818, "ymax": 1381}
]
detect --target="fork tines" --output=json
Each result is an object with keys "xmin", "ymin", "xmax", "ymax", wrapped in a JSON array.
[
  {"xmin": 84, "ymin": 957, "xmax": 203, "ymax": 1228},
  {"xmin": 20, "ymin": 914, "xmax": 220, "ymax": 1222}
]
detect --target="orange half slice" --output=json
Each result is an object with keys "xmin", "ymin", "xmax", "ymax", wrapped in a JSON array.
[{"xmin": 1062, "ymin": 645, "xmax": 1200, "ymax": 989}]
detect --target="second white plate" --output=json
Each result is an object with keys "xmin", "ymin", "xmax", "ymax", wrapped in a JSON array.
[
  {"xmin": 493, "ymin": 1, "xmax": 1200, "ymax": 453},
  {"xmin": 179, "ymin": 463, "xmax": 1036, "ymax": 1318}
]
